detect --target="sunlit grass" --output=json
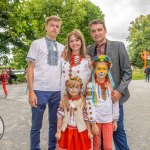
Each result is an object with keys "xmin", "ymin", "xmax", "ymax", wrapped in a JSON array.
[{"xmin": 132, "ymin": 67, "xmax": 145, "ymax": 80}]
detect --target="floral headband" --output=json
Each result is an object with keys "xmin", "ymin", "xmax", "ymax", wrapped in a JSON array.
[
  {"xmin": 65, "ymin": 76, "xmax": 83, "ymax": 87},
  {"xmin": 93, "ymin": 55, "xmax": 112, "ymax": 68}
]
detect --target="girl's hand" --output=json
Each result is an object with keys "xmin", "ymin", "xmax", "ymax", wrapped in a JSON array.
[
  {"xmin": 113, "ymin": 121, "xmax": 118, "ymax": 131},
  {"xmin": 88, "ymin": 131, "xmax": 93, "ymax": 139},
  {"xmin": 92, "ymin": 123, "xmax": 99, "ymax": 135},
  {"xmin": 55, "ymin": 131, "xmax": 61, "ymax": 141}
]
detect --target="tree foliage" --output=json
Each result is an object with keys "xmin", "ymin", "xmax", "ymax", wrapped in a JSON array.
[
  {"xmin": 0, "ymin": 0, "xmax": 104, "ymax": 69},
  {"xmin": 128, "ymin": 14, "xmax": 150, "ymax": 68}
]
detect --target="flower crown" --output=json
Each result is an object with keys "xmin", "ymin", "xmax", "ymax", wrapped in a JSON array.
[
  {"xmin": 65, "ymin": 76, "xmax": 83, "ymax": 86},
  {"xmin": 93, "ymin": 55, "xmax": 112, "ymax": 68}
]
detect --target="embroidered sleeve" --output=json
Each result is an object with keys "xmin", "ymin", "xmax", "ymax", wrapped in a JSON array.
[
  {"xmin": 87, "ymin": 57, "xmax": 92, "ymax": 70},
  {"xmin": 112, "ymin": 101, "xmax": 119, "ymax": 121},
  {"xmin": 83, "ymin": 107, "xmax": 88, "ymax": 121},
  {"xmin": 26, "ymin": 57, "xmax": 36, "ymax": 63},
  {"xmin": 86, "ymin": 82, "xmax": 96, "ymax": 123},
  {"xmin": 26, "ymin": 40, "xmax": 39, "ymax": 63},
  {"xmin": 57, "ymin": 105, "xmax": 65, "ymax": 119}
]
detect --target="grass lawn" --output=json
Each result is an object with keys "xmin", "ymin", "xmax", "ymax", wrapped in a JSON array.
[{"xmin": 132, "ymin": 68, "xmax": 145, "ymax": 80}]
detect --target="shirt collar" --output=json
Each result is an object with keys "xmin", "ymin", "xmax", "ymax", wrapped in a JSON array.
[{"xmin": 45, "ymin": 36, "xmax": 56, "ymax": 42}]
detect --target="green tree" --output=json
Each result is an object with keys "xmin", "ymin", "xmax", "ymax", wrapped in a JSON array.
[
  {"xmin": 79, "ymin": 0, "xmax": 104, "ymax": 45},
  {"xmin": 0, "ymin": 0, "xmax": 104, "ymax": 69},
  {"xmin": 128, "ymin": 14, "xmax": 150, "ymax": 68},
  {"xmin": 0, "ymin": 0, "xmax": 10, "ymax": 55}
]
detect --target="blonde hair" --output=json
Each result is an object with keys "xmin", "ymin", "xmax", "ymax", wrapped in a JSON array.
[
  {"xmin": 45, "ymin": 15, "xmax": 61, "ymax": 24},
  {"xmin": 64, "ymin": 30, "xmax": 87, "ymax": 61}
]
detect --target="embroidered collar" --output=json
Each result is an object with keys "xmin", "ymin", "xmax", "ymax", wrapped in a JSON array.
[
  {"xmin": 69, "ymin": 95, "xmax": 81, "ymax": 101},
  {"xmin": 70, "ymin": 54, "xmax": 82, "ymax": 67},
  {"xmin": 95, "ymin": 78, "xmax": 107, "ymax": 90},
  {"xmin": 45, "ymin": 37, "xmax": 58, "ymax": 66},
  {"xmin": 96, "ymin": 42, "xmax": 106, "ymax": 48},
  {"xmin": 45, "ymin": 36, "xmax": 56, "ymax": 42}
]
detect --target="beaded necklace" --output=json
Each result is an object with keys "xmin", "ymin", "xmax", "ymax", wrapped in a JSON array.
[
  {"xmin": 69, "ymin": 95, "xmax": 81, "ymax": 101},
  {"xmin": 69, "ymin": 54, "xmax": 82, "ymax": 67}
]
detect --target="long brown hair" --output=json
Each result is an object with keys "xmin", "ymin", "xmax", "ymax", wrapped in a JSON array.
[{"xmin": 64, "ymin": 30, "xmax": 87, "ymax": 61}]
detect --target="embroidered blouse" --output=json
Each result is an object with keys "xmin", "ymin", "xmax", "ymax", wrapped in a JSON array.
[
  {"xmin": 57, "ymin": 99, "xmax": 88, "ymax": 127},
  {"xmin": 61, "ymin": 57, "xmax": 92, "ymax": 97},
  {"xmin": 86, "ymin": 82, "xmax": 119, "ymax": 123}
]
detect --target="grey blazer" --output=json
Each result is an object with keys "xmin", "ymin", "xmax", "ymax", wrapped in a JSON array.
[{"xmin": 87, "ymin": 40, "xmax": 132, "ymax": 104}]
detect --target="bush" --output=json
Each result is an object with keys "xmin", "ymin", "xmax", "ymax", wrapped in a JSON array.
[{"xmin": 17, "ymin": 74, "xmax": 26, "ymax": 82}]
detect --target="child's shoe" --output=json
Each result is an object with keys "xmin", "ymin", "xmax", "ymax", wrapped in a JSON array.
[{"xmin": 5, "ymin": 94, "xmax": 8, "ymax": 98}]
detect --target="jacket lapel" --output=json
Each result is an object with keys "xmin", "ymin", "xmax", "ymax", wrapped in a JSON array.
[
  {"xmin": 106, "ymin": 39, "xmax": 112, "ymax": 57},
  {"xmin": 90, "ymin": 43, "xmax": 96, "ymax": 57}
]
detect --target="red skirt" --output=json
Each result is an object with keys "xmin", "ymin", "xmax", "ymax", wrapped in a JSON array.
[{"xmin": 57, "ymin": 126, "xmax": 91, "ymax": 150}]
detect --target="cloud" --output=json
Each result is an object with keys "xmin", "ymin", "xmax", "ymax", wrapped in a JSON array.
[{"xmin": 90, "ymin": 0, "xmax": 150, "ymax": 46}]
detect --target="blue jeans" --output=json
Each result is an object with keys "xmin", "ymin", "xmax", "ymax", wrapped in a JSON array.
[
  {"xmin": 113, "ymin": 104, "xmax": 130, "ymax": 150},
  {"xmin": 145, "ymin": 74, "xmax": 149, "ymax": 82},
  {"xmin": 30, "ymin": 91, "xmax": 61, "ymax": 150}
]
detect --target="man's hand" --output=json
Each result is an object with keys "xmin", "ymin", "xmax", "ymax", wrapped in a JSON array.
[
  {"xmin": 111, "ymin": 90, "xmax": 122, "ymax": 102},
  {"xmin": 28, "ymin": 92, "xmax": 37, "ymax": 107}
]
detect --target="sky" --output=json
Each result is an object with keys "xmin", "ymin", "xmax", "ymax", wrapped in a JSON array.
[{"xmin": 90, "ymin": 0, "xmax": 150, "ymax": 46}]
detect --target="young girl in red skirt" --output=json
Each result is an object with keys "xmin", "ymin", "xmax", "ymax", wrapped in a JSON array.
[{"xmin": 55, "ymin": 76, "xmax": 93, "ymax": 150}]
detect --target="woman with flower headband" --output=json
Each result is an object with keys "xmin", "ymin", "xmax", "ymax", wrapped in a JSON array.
[
  {"xmin": 86, "ymin": 55, "xmax": 119, "ymax": 150},
  {"xmin": 55, "ymin": 76, "xmax": 93, "ymax": 150},
  {"xmin": 61, "ymin": 30, "xmax": 92, "ymax": 97}
]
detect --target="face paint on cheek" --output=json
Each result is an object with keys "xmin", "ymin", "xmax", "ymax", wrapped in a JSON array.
[
  {"xmin": 67, "ymin": 88, "xmax": 71, "ymax": 93},
  {"xmin": 67, "ymin": 88, "xmax": 80, "ymax": 93}
]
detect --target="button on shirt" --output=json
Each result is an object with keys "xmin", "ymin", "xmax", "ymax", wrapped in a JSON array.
[{"xmin": 26, "ymin": 38, "xmax": 65, "ymax": 91}]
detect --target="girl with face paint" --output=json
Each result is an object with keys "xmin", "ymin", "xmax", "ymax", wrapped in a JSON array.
[
  {"xmin": 55, "ymin": 76, "xmax": 93, "ymax": 150},
  {"xmin": 86, "ymin": 55, "xmax": 119, "ymax": 150}
]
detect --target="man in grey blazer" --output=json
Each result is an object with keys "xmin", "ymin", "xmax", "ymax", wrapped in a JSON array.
[{"xmin": 87, "ymin": 19, "xmax": 132, "ymax": 150}]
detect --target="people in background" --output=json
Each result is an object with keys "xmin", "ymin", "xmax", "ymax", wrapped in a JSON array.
[{"xmin": 0, "ymin": 69, "xmax": 9, "ymax": 98}]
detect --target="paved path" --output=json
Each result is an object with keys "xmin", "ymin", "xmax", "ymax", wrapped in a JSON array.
[{"xmin": 0, "ymin": 81, "xmax": 150, "ymax": 150}]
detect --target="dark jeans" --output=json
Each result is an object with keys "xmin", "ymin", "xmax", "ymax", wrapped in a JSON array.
[
  {"xmin": 145, "ymin": 74, "xmax": 149, "ymax": 82},
  {"xmin": 113, "ymin": 104, "xmax": 130, "ymax": 150},
  {"xmin": 30, "ymin": 90, "xmax": 61, "ymax": 150}
]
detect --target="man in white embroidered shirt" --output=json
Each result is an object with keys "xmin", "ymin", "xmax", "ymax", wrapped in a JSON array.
[{"xmin": 26, "ymin": 16, "xmax": 64, "ymax": 150}]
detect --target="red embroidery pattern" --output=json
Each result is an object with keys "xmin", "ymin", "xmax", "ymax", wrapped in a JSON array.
[{"xmin": 70, "ymin": 54, "xmax": 82, "ymax": 67}]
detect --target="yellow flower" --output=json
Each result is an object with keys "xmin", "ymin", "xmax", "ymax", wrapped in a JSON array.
[{"xmin": 99, "ymin": 55, "xmax": 105, "ymax": 61}]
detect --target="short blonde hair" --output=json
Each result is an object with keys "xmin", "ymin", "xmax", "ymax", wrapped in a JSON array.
[{"xmin": 45, "ymin": 15, "xmax": 61, "ymax": 24}]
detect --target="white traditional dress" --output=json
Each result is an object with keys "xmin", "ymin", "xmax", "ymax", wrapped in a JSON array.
[{"xmin": 61, "ymin": 56, "xmax": 92, "ymax": 97}]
